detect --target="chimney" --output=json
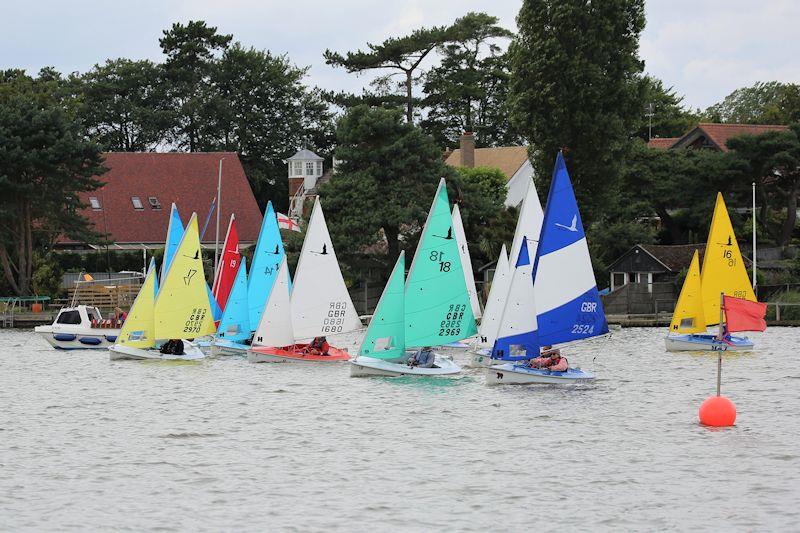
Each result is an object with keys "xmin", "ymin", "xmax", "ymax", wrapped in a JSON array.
[{"xmin": 459, "ymin": 132, "xmax": 475, "ymax": 168}]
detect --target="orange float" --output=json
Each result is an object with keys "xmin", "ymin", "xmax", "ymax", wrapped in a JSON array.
[{"xmin": 699, "ymin": 395, "xmax": 736, "ymax": 427}]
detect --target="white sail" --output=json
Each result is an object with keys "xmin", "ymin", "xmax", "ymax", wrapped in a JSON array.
[
  {"xmin": 494, "ymin": 239, "xmax": 538, "ymax": 353},
  {"xmin": 477, "ymin": 244, "xmax": 511, "ymax": 348},
  {"xmin": 451, "ymin": 204, "xmax": 482, "ymax": 320},
  {"xmin": 509, "ymin": 180, "xmax": 544, "ymax": 267},
  {"xmin": 252, "ymin": 258, "xmax": 295, "ymax": 347},
  {"xmin": 290, "ymin": 197, "xmax": 361, "ymax": 340}
]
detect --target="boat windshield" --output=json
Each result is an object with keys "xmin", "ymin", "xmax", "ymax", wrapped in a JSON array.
[{"xmin": 89, "ymin": 307, "xmax": 103, "ymax": 322}]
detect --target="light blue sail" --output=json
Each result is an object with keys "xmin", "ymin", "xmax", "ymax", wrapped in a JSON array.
[
  {"xmin": 247, "ymin": 201, "xmax": 288, "ymax": 330},
  {"xmin": 492, "ymin": 238, "xmax": 539, "ymax": 361},
  {"xmin": 216, "ymin": 257, "xmax": 250, "ymax": 342},
  {"xmin": 359, "ymin": 252, "xmax": 405, "ymax": 359},
  {"xmin": 532, "ymin": 152, "xmax": 608, "ymax": 346}
]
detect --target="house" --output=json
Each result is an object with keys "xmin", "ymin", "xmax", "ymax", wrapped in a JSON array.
[
  {"xmin": 56, "ymin": 152, "xmax": 263, "ymax": 250},
  {"xmin": 287, "ymin": 148, "xmax": 332, "ymax": 219},
  {"xmin": 647, "ymin": 123, "xmax": 789, "ymax": 152},
  {"xmin": 444, "ymin": 133, "xmax": 534, "ymax": 208}
]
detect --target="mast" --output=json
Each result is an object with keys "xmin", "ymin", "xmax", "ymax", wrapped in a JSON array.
[
  {"xmin": 752, "ymin": 182, "xmax": 757, "ymax": 296},
  {"xmin": 717, "ymin": 291, "xmax": 724, "ymax": 396}
]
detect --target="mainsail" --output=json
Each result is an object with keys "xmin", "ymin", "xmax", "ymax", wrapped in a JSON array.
[
  {"xmin": 117, "ymin": 258, "xmax": 158, "ymax": 349},
  {"xmin": 216, "ymin": 256, "xmax": 250, "ymax": 342},
  {"xmin": 290, "ymin": 198, "xmax": 361, "ymax": 340},
  {"xmin": 359, "ymin": 252, "xmax": 406, "ymax": 359},
  {"xmin": 212, "ymin": 214, "xmax": 241, "ymax": 311},
  {"xmin": 247, "ymin": 201, "xmax": 287, "ymax": 330},
  {"xmin": 700, "ymin": 192, "xmax": 757, "ymax": 324},
  {"xmin": 252, "ymin": 258, "xmax": 295, "ymax": 348},
  {"xmin": 452, "ymin": 204, "xmax": 482, "ymax": 320},
  {"xmin": 477, "ymin": 244, "xmax": 511, "ymax": 348},
  {"xmin": 669, "ymin": 250, "xmax": 707, "ymax": 334},
  {"xmin": 492, "ymin": 238, "xmax": 538, "ymax": 360},
  {"xmin": 532, "ymin": 152, "xmax": 608, "ymax": 346},
  {"xmin": 509, "ymin": 180, "xmax": 545, "ymax": 267},
  {"xmin": 405, "ymin": 179, "xmax": 477, "ymax": 347}
]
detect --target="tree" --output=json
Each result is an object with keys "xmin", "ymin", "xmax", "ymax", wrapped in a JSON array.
[
  {"xmin": 421, "ymin": 13, "xmax": 517, "ymax": 147},
  {"xmin": 704, "ymin": 82, "xmax": 800, "ymax": 125},
  {"xmin": 637, "ymin": 75, "xmax": 698, "ymax": 141},
  {"xmin": 75, "ymin": 58, "xmax": 172, "ymax": 151},
  {"xmin": 318, "ymin": 105, "xmax": 456, "ymax": 267},
  {"xmin": 0, "ymin": 71, "xmax": 105, "ymax": 295},
  {"xmin": 159, "ymin": 21, "xmax": 232, "ymax": 151},
  {"xmin": 727, "ymin": 125, "xmax": 800, "ymax": 249},
  {"xmin": 509, "ymin": 0, "xmax": 646, "ymax": 220}
]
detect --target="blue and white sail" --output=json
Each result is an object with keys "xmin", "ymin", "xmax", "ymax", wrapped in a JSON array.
[
  {"xmin": 492, "ymin": 238, "xmax": 538, "ymax": 361},
  {"xmin": 215, "ymin": 257, "xmax": 250, "ymax": 342},
  {"xmin": 532, "ymin": 152, "xmax": 608, "ymax": 346},
  {"xmin": 247, "ymin": 201, "xmax": 288, "ymax": 330}
]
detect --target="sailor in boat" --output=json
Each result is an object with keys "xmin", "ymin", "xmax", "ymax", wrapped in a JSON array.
[
  {"xmin": 309, "ymin": 336, "xmax": 330, "ymax": 356},
  {"xmin": 160, "ymin": 339, "xmax": 185, "ymax": 356},
  {"xmin": 114, "ymin": 307, "xmax": 127, "ymax": 327},
  {"xmin": 529, "ymin": 346, "xmax": 568, "ymax": 372},
  {"xmin": 408, "ymin": 347, "xmax": 435, "ymax": 368}
]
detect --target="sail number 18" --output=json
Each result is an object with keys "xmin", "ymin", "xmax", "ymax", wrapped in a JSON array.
[{"xmin": 430, "ymin": 250, "xmax": 451, "ymax": 272}]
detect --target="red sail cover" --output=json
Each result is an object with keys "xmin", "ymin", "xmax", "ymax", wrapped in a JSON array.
[
  {"xmin": 212, "ymin": 216, "xmax": 241, "ymax": 311},
  {"xmin": 723, "ymin": 295, "xmax": 767, "ymax": 333}
]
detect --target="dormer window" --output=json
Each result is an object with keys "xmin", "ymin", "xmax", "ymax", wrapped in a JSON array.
[
  {"xmin": 89, "ymin": 197, "xmax": 101, "ymax": 210},
  {"xmin": 148, "ymin": 196, "xmax": 162, "ymax": 210},
  {"xmin": 131, "ymin": 196, "xmax": 144, "ymax": 210}
]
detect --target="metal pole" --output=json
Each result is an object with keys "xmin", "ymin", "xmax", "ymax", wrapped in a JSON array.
[
  {"xmin": 214, "ymin": 157, "xmax": 224, "ymax": 273},
  {"xmin": 752, "ymin": 182, "xmax": 757, "ymax": 296},
  {"xmin": 717, "ymin": 291, "xmax": 724, "ymax": 396}
]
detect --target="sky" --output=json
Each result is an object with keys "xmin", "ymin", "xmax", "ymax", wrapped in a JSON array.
[{"xmin": 1, "ymin": 0, "xmax": 799, "ymax": 110}]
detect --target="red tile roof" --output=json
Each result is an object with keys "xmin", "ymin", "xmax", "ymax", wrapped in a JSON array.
[
  {"xmin": 647, "ymin": 137, "xmax": 679, "ymax": 150},
  {"xmin": 673, "ymin": 123, "xmax": 789, "ymax": 152},
  {"xmin": 59, "ymin": 152, "xmax": 263, "ymax": 245}
]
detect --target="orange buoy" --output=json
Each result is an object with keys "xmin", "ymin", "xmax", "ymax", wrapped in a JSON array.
[{"xmin": 699, "ymin": 395, "xmax": 736, "ymax": 427}]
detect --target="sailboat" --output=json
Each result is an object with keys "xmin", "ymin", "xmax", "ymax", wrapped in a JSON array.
[
  {"xmin": 452, "ymin": 204, "xmax": 482, "ymax": 321},
  {"xmin": 210, "ymin": 257, "xmax": 251, "ymax": 356},
  {"xmin": 109, "ymin": 214, "xmax": 217, "ymax": 360},
  {"xmin": 209, "ymin": 202, "xmax": 287, "ymax": 356},
  {"xmin": 469, "ymin": 179, "xmax": 544, "ymax": 367},
  {"xmin": 211, "ymin": 214, "xmax": 241, "ymax": 312},
  {"xmin": 350, "ymin": 179, "xmax": 477, "ymax": 377},
  {"xmin": 486, "ymin": 152, "xmax": 608, "ymax": 385},
  {"xmin": 248, "ymin": 198, "xmax": 361, "ymax": 362},
  {"xmin": 665, "ymin": 193, "xmax": 759, "ymax": 351}
]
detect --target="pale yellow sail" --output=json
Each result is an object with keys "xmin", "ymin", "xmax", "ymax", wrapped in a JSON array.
[
  {"xmin": 669, "ymin": 250, "xmax": 706, "ymax": 333},
  {"xmin": 154, "ymin": 214, "xmax": 216, "ymax": 339},
  {"xmin": 700, "ymin": 193, "xmax": 756, "ymax": 325},
  {"xmin": 117, "ymin": 263, "xmax": 157, "ymax": 349}
]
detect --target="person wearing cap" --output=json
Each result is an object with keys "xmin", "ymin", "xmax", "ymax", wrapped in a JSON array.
[
  {"xmin": 408, "ymin": 347, "xmax": 435, "ymax": 368},
  {"xmin": 530, "ymin": 345, "xmax": 567, "ymax": 372}
]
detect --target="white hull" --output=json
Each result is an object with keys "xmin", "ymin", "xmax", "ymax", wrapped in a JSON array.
[
  {"xmin": 466, "ymin": 348, "xmax": 496, "ymax": 368},
  {"xmin": 485, "ymin": 363, "xmax": 595, "ymax": 385},
  {"xmin": 350, "ymin": 354, "xmax": 461, "ymax": 377},
  {"xmin": 35, "ymin": 326, "xmax": 120, "ymax": 350},
  {"xmin": 665, "ymin": 334, "xmax": 754, "ymax": 352},
  {"xmin": 108, "ymin": 341, "xmax": 205, "ymax": 361},
  {"xmin": 210, "ymin": 340, "xmax": 249, "ymax": 357}
]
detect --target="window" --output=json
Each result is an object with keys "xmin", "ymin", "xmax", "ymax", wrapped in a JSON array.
[
  {"xmin": 306, "ymin": 162, "xmax": 314, "ymax": 175},
  {"xmin": 148, "ymin": 196, "xmax": 162, "ymax": 210},
  {"xmin": 131, "ymin": 196, "xmax": 144, "ymax": 210},
  {"xmin": 293, "ymin": 161, "xmax": 303, "ymax": 175},
  {"xmin": 316, "ymin": 161, "xmax": 323, "ymax": 176},
  {"xmin": 56, "ymin": 310, "xmax": 82, "ymax": 325},
  {"xmin": 89, "ymin": 197, "xmax": 101, "ymax": 210}
]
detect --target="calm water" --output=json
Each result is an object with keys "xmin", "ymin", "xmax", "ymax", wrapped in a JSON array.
[{"xmin": 1, "ymin": 327, "xmax": 798, "ymax": 532}]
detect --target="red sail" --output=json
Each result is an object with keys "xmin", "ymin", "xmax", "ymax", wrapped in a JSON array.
[
  {"xmin": 212, "ymin": 215, "xmax": 241, "ymax": 311},
  {"xmin": 723, "ymin": 295, "xmax": 767, "ymax": 333}
]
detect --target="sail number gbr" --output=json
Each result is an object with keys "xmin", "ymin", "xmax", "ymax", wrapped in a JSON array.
[
  {"xmin": 439, "ymin": 303, "xmax": 466, "ymax": 337},
  {"xmin": 322, "ymin": 301, "xmax": 348, "ymax": 333},
  {"xmin": 183, "ymin": 307, "xmax": 207, "ymax": 334}
]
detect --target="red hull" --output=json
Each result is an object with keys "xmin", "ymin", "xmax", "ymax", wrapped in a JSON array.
[{"xmin": 249, "ymin": 343, "xmax": 350, "ymax": 362}]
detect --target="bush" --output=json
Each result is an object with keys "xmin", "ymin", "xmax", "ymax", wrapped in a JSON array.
[
  {"xmin": 32, "ymin": 254, "xmax": 64, "ymax": 298},
  {"xmin": 766, "ymin": 290, "xmax": 800, "ymax": 321}
]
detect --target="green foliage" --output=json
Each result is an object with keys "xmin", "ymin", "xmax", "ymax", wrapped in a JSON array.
[
  {"xmin": 637, "ymin": 75, "xmax": 698, "ymax": 141},
  {"xmin": 704, "ymin": 82, "xmax": 800, "ymax": 125},
  {"xmin": 31, "ymin": 254, "xmax": 64, "ymax": 298},
  {"xmin": 55, "ymin": 250, "xmax": 148, "ymax": 273},
  {"xmin": 509, "ymin": 0, "xmax": 646, "ymax": 221},
  {"xmin": 318, "ymin": 105, "xmax": 456, "ymax": 274},
  {"xmin": 587, "ymin": 219, "xmax": 656, "ymax": 288},
  {"xmin": 766, "ymin": 291, "xmax": 800, "ymax": 321},
  {"xmin": 0, "ymin": 71, "xmax": 105, "ymax": 295}
]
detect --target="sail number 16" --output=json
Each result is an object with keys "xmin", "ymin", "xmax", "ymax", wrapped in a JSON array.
[{"xmin": 430, "ymin": 250, "xmax": 451, "ymax": 272}]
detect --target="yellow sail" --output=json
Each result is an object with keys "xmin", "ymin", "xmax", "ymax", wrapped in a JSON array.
[
  {"xmin": 154, "ymin": 213, "xmax": 216, "ymax": 339},
  {"xmin": 700, "ymin": 193, "xmax": 757, "ymax": 324},
  {"xmin": 669, "ymin": 250, "xmax": 706, "ymax": 333},
  {"xmin": 117, "ymin": 261, "xmax": 157, "ymax": 349}
]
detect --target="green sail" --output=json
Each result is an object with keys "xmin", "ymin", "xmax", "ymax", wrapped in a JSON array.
[
  {"xmin": 358, "ymin": 251, "xmax": 406, "ymax": 359},
  {"xmin": 405, "ymin": 179, "xmax": 477, "ymax": 347}
]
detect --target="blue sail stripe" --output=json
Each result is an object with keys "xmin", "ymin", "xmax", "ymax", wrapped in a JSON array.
[{"xmin": 536, "ymin": 287, "xmax": 609, "ymax": 347}]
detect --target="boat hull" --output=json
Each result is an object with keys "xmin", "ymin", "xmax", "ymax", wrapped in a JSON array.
[
  {"xmin": 35, "ymin": 326, "xmax": 120, "ymax": 350},
  {"xmin": 466, "ymin": 348, "xmax": 497, "ymax": 368},
  {"xmin": 665, "ymin": 334, "xmax": 754, "ymax": 352},
  {"xmin": 247, "ymin": 344, "xmax": 350, "ymax": 363},
  {"xmin": 350, "ymin": 354, "xmax": 461, "ymax": 377},
  {"xmin": 485, "ymin": 363, "xmax": 595, "ymax": 385},
  {"xmin": 108, "ymin": 341, "xmax": 205, "ymax": 361},
  {"xmin": 210, "ymin": 339, "xmax": 250, "ymax": 357}
]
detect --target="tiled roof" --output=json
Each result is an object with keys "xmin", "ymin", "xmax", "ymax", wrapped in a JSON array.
[
  {"xmin": 287, "ymin": 148, "xmax": 323, "ymax": 161},
  {"xmin": 674, "ymin": 123, "xmax": 789, "ymax": 152},
  {"xmin": 640, "ymin": 244, "xmax": 706, "ymax": 272},
  {"xmin": 444, "ymin": 146, "xmax": 529, "ymax": 180},
  {"xmin": 647, "ymin": 137, "xmax": 679, "ymax": 150},
  {"xmin": 59, "ymin": 152, "xmax": 263, "ymax": 245}
]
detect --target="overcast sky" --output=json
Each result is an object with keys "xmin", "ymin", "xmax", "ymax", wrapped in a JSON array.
[{"xmin": 2, "ymin": 0, "xmax": 799, "ymax": 110}]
